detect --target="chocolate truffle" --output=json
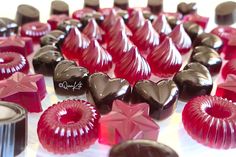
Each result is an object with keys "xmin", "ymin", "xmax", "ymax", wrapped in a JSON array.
[
  {"xmin": 148, "ymin": 0, "xmax": 163, "ymax": 14},
  {"xmin": 15, "ymin": 4, "xmax": 39, "ymax": 25},
  {"xmin": 194, "ymin": 33, "xmax": 223, "ymax": 51},
  {"xmin": 215, "ymin": 1, "xmax": 236, "ymax": 25},
  {"xmin": 84, "ymin": 0, "xmax": 100, "ymax": 11},
  {"xmin": 50, "ymin": 0, "xmax": 69, "ymax": 15},
  {"xmin": 191, "ymin": 46, "xmax": 222, "ymax": 75},
  {"xmin": 40, "ymin": 29, "xmax": 65, "ymax": 47},
  {"xmin": 173, "ymin": 62, "xmax": 213, "ymax": 101},
  {"xmin": 33, "ymin": 45, "xmax": 64, "ymax": 75},
  {"xmin": 0, "ymin": 18, "xmax": 18, "ymax": 36},
  {"xmin": 183, "ymin": 21, "xmax": 203, "ymax": 41},
  {"xmin": 114, "ymin": 0, "xmax": 129, "ymax": 10},
  {"xmin": 0, "ymin": 101, "xmax": 27, "ymax": 156},
  {"xmin": 109, "ymin": 140, "xmax": 179, "ymax": 157},
  {"xmin": 53, "ymin": 60, "xmax": 89, "ymax": 95},
  {"xmin": 177, "ymin": 2, "xmax": 197, "ymax": 15}
]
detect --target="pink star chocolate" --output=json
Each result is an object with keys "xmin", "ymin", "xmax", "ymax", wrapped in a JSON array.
[
  {"xmin": 98, "ymin": 100, "xmax": 159, "ymax": 145},
  {"xmin": 61, "ymin": 27, "xmax": 90, "ymax": 60},
  {"xmin": 0, "ymin": 35, "xmax": 33, "ymax": 56},
  {"xmin": 147, "ymin": 37, "xmax": 182, "ymax": 77},
  {"xmin": 182, "ymin": 14, "xmax": 209, "ymax": 29},
  {"xmin": 127, "ymin": 10, "xmax": 145, "ymax": 32},
  {"xmin": 114, "ymin": 46, "xmax": 151, "ymax": 85},
  {"xmin": 222, "ymin": 59, "xmax": 236, "ymax": 80},
  {"xmin": 79, "ymin": 39, "xmax": 112, "ymax": 73},
  {"xmin": 82, "ymin": 19, "xmax": 105, "ymax": 44},
  {"xmin": 0, "ymin": 72, "xmax": 46, "ymax": 112},
  {"xmin": 132, "ymin": 20, "xmax": 160, "ymax": 54},
  {"xmin": 169, "ymin": 24, "xmax": 192, "ymax": 54},
  {"xmin": 102, "ymin": 9, "xmax": 118, "ymax": 31},
  {"xmin": 216, "ymin": 74, "xmax": 236, "ymax": 102}
]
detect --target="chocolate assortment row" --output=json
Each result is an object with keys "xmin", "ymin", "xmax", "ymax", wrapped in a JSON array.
[{"xmin": 0, "ymin": 0, "xmax": 236, "ymax": 156}]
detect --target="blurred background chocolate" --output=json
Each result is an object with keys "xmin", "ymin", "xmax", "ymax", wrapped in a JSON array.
[
  {"xmin": 0, "ymin": 18, "xmax": 18, "ymax": 36},
  {"xmin": 114, "ymin": 0, "xmax": 129, "ymax": 10},
  {"xmin": 177, "ymin": 2, "xmax": 197, "ymax": 15},
  {"xmin": 57, "ymin": 19, "xmax": 83, "ymax": 33},
  {"xmin": 15, "ymin": 4, "xmax": 39, "ymax": 25},
  {"xmin": 0, "ymin": 101, "xmax": 27, "ymax": 157},
  {"xmin": 215, "ymin": 1, "xmax": 236, "ymax": 25},
  {"xmin": 84, "ymin": 0, "xmax": 100, "ymax": 11},
  {"xmin": 148, "ymin": 0, "xmax": 163, "ymax": 14},
  {"xmin": 50, "ymin": 0, "xmax": 69, "ymax": 15}
]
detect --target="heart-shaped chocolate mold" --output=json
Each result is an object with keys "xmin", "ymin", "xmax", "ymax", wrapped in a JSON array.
[
  {"xmin": 88, "ymin": 72, "xmax": 131, "ymax": 114},
  {"xmin": 173, "ymin": 62, "xmax": 213, "ymax": 101},
  {"xmin": 40, "ymin": 30, "xmax": 65, "ymax": 47},
  {"xmin": 190, "ymin": 46, "xmax": 222, "ymax": 75},
  {"xmin": 33, "ymin": 45, "xmax": 64, "ymax": 75},
  {"xmin": 132, "ymin": 79, "xmax": 179, "ymax": 120},
  {"xmin": 53, "ymin": 60, "xmax": 89, "ymax": 95},
  {"xmin": 177, "ymin": 2, "xmax": 197, "ymax": 15}
]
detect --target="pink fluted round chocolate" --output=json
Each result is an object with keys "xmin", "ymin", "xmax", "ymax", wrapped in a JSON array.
[
  {"xmin": 61, "ymin": 27, "xmax": 89, "ymax": 60},
  {"xmin": 127, "ymin": 10, "xmax": 145, "ymax": 32},
  {"xmin": 114, "ymin": 46, "xmax": 151, "ymax": 85},
  {"xmin": 102, "ymin": 9, "xmax": 118, "ymax": 31},
  {"xmin": 152, "ymin": 14, "xmax": 172, "ymax": 42},
  {"xmin": 216, "ymin": 74, "xmax": 236, "ymax": 102},
  {"xmin": 0, "ymin": 52, "xmax": 29, "ymax": 80},
  {"xmin": 82, "ymin": 19, "xmax": 105, "ymax": 43},
  {"xmin": 169, "ymin": 24, "xmax": 192, "ymax": 54},
  {"xmin": 37, "ymin": 99, "xmax": 100, "ymax": 154},
  {"xmin": 107, "ymin": 30, "xmax": 133, "ymax": 62},
  {"xmin": 80, "ymin": 39, "xmax": 112, "ymax": 73},
  {"xmin": 108, "ymin": 17, "xmax": 132, "ymax": 39},
  {"xmin": 132, "ymin": 20, "xmax": 159, "ymax": 54},
  {"xmin": 222, "ymin": 59, "xmax": 236, "ymax": 80},
  {"xmin": 47, "ymin": 14, "xmax": 70, "ymax": 30},
  {"xmin": 182, "ymin": 95, "xmax": 236, "ymax": 149},
  {"xmin": 183, "ymin": 14, "xmax": 209, "ymax": 29},
  {"xmin": 147, "ymin": 37, "xmax": 182, "ymax": 77}
]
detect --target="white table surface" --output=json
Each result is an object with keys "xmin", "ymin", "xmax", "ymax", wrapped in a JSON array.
[{"xmin": 0, "ymin": 0, "xmax": 235, "ymax": 156}]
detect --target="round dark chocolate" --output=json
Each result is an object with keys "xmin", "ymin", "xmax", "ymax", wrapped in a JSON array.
[
  {"xmin": 183, "ymin": 21, "xmax": 203, "ymax": 41},
  {"xmin": 114, "ymin": 0, "xmax": 129, "ymax": 10},
  {"xmin": 132, "ymin": 79, "xmax": 179, "ymax": 120},
  {"xmin": 40, "ymin": 30, "xmax": 65, "ymax": 47},
  {"xmin": 84, "ymin": 0, "xmax": 100, "ymax": 11},
  {"xmin": 177, "ymin": 2, "xmax": 197, "ymax": 15},
  {"xmin": 215, "ymin": 1, "xmax": 236, "ymax": 25},
  {"xmin": 173, "ymin": 62, "xmax": 213, "ymax": 101},
  {"xmin": 33, "ymin": 45, "xmax": 64, "ymax": 75},
  {"xmin": 193, "ymin": 33, "xmax": 223, "ymax": 51},
  {"xmin": 53, "ymin": 60, "xmax": 89, "ymax": 95},
  {"xmin": 88, "ymin": 72, "xmax": 131, "ymax": 114},
  {"xmin": 190, "ymin": 46, "xmax": 222, "ymax": 75},
  {"xmin": 51, "ymin": 0, "xmax": 69, "ymax": 15},
  {"xmin": 57, "ymin": 19, "xmax": 83, "ymax": 33},
  {"xmin": 148, "ymin": 0, "xmax": 163, "ymax": 14},
  {"xmin": 109, "ymin": 140, "xmax": 179, "ymax": 157},
  {"xmin": 0, "ymin": 17, "xmax": 18, "ymax": 36},
  {"xmin": 15, "ymin": 4, "xmax": 39, "ymax": 25},
  {"xmin": 0, "ymin": 101, "xmax": 27, "ymax": 156}
]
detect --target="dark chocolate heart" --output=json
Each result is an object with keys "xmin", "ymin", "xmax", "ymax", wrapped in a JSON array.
[
  {"xmin": 183, "ymin": 21, "xmax": 203, "ymax": 41},
  {"xmin": 177, "ymin": 2, "xmax": 197, "ymax": 15},
  {"xmin": 40, "ymin": 30, "xmax": 65, "ymax": 47},
  {"xmin": 190, "ymin": 46, "xmax": 222, "ymax": 75},
  {"xmin": 33, "ymin": 45, "xmax": 64, "ymax": 75},
  {"xmin": 88, "ymin": 72, "xmax": 131, "ymax": 114},
  {"xmin": 57, "ymin": 19, "xmax": 83, "ymax": 33},
  {"xmin": 173, "ymin": 62, "xmax": 213, "ymax": 101},
  {"xmin": 132, "ymin": 79, "xmax": 179, "ymax": 120},
  {"xmin": 53, "ymin": 60, "xmax": 89, "ymax": 95}
]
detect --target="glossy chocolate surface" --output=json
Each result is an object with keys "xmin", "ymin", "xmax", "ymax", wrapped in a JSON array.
[
  {"xmin": 51, "ymin": 0, "xmax": 69, "ymax": 15},
  {"xmin": 177, "ymin": 2, "xmax": 197, "ymax": 15},
  {"xmin": 33, "ymin": 45, "xmax": 64, "ymax": 75},
  {"xmin": 15, "ymin": 4, "xmax": 39, "ymax": 25},
  {"xmin": 84, "ymin": 0, "xmax": 100, "ymax": 11},
  {"xmin": 109, "ymin": 140, "xmax": 179, "ymax": 157},
  {"xmin": 173, "ymin": 62, "xmax": 213, "ymax": 101},
  {"xmin": 166, "ymin": 16, "xmax": 181, "ymax": 29},
  {"xmin": 80, "ymin": 12, "xmax": 104, "ymax": 29},
  {"xmin": 215, "ymin": 1, "xmax": 236, "ymax": 25},
  {"xmin": 40, "ymin": 30, "xmax": 65, "ymax": 47},
  {"xmin": 194, "ymin": 33, "xmax": 223, "ymax": 51},
  {"xmin": 183, "ymin": 21, "xmax": 203, "ymax": 41},
  {"xmin": 148, "ymin": 0, "xmax": 163, "ymax": 14},
  {"xmin": 0, "ymin": 101, "xmax": 27, "ymax": 156},
  {"xmin": 132, "ymin": 79, "xmax": 179, "ymax": 120},
  {"xmin": 57, "ymin": 19, "xmax": 83, "ymax": 33},
  {"xmin": 88, "ymin": 72, "xmax": 131, "ymax": 114},
  {"xmin": 191, "ymin": 46, "xmax": 222, "ymax": 75},
  {"xmin": 53, "ymin": 60, "xmax": 89, "ymax": 95},
  {"xmin": 0, "ymin": 18, "xmax": 18, "ymax": 36}
]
